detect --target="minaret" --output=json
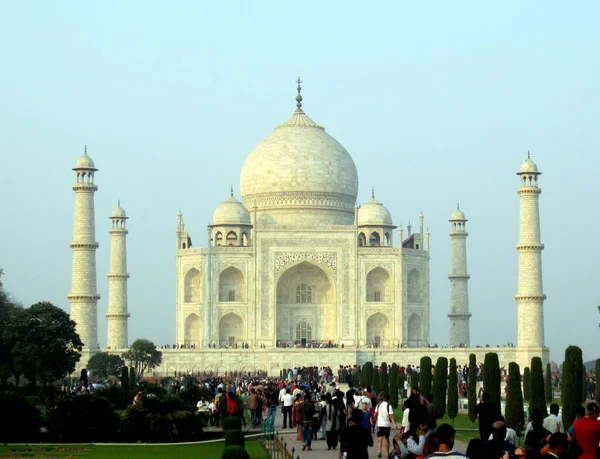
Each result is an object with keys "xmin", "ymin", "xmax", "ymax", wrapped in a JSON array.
[
  {"xmin": 516, "ymin": 154, "xmax": 546, "ymax": 348},
  {"xmin": 106, "ymin": 202, "xmax": 130, "ymax": 349},
  {"xmin": 448, "ymin": 205, "xmax": 471, "ymax": 346},
  {"xmin": 68, "ymin": 148, "xmax": 100, "ymax": 353}
]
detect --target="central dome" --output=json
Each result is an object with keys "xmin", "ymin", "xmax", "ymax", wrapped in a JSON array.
[{"xmin": 240, "ymin": 88, "xmax": 358, "ymax": 226}]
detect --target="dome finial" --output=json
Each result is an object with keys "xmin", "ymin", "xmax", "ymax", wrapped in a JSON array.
[
  {"xmin": 528, "ymin": 150, "xmax": 530, "ymax": 159},
  {"xmin": 84, "ymin": 145, "xmax": 87, "ymax": 156},
  {"xmin": 230, "ymin": 185, "xmax": 234, "ymax": 198},
  {"xmin": 295, "ymin": 77, "xmax": 303, "ymax": 111},
  {"xmin": 371, "ymin": 186, "xmax": 375, "ymax": 200},
  {"xmin": 457, "ymin": 202, "xmax": 460, "ymax": 210},
  {"xmin": 118, "ymin": 199, "xmax": 120, "ymax": 206}
]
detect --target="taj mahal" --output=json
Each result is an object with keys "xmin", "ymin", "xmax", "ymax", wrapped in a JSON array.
[{"xmin": 68, "ymin": 80, "xmax": 549, "ymax": 375}]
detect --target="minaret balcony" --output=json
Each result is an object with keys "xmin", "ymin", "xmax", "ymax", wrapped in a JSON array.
[
  {"xmin": 516, "ymin": 243, "xmax": 544, "ymax": 251},
  {"xmin": 514, "ymin": 294, "xmax": 546, "ymax": 301},
  {"xmin": 448, "ymin": 274, "xmax": 470, "ymax": 280}
]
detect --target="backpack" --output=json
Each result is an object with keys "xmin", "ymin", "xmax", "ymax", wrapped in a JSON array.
[
  {"xmin": 218, "ymin": 393, "xmax": 228, "ymax": 414},
  {"xmin": 227, "ymin": 395, "xmax": 239, "ymax": 415}
]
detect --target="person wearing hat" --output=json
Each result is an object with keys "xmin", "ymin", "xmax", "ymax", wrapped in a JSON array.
[
  {"xmin": 339, "ymin": 406, "xmax": 374, "ymax": 459},
  {"xmin": 572, "ymin": 402, "xmax": 600, "ymax": 459}
]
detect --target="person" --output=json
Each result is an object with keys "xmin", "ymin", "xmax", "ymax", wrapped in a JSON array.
[
  {"xmin": 407, "ymin": 422, "xmax": 427, "ymax": 457},
  {"xmin": 248, "ymin": 388, "xmax": 259, "ymax": 427},
  {"xmin": 474, "ymin": 393, "xmax": 497, "ymax": 440},
  {"xmin": 540, "ymin": 432, "xmax": 568, "ymax": 458},
  {"xmin": 216, "ymin": 387, "xmax": 228, "ymax": 426},
  {"xmin": 426, "ymin": 394, "xmax": 437, "ymax": 435},
  {"xmin": 416, "ymin": 432, "xmax": 439, "ymax": 459},
  {"xmin": 133, "ymin": 391, "xmax": 142, "ymax": 405},
  {"xmin": 426, "ymin": 424, "xmax": 467, "ymax": 458},
  {"xmin": 301, "ymin": 390, "xmax": 316, "ymax": 451},
  {"xmin": 326, "ymin": 395, "xmax": 346, "ymax": 450},
  {"xmin": 513, "ymin": 445, "xmax": 533, "ymax": 459},
  {"xmin": 339, "ymin": 408, "xmax": 374, "ymax": 459},
  {"xmin": 483, "ymin": 421, "xmax": 515, "ymax": 459},
  {"xmin": 293, "ymin": 393, "xmax": 303, "ymax": 440},
  {"xmin": 282, "ymin": 388, "xmax": 294, "ymax": 429},
  {"xmin": 465, "ymin": 438, "xmax": 484, "ymax": 459},
  {"xmin": 572, "ymin": 402, "xmax": 600, "ymax": 459},
  {"xmin": 375, "ymin": 392, "xmax": 398, "ymax": 458},
  {"xmin": 360, "ymin": 401, "xmax": 373, "ymax": 431},
  {"xmin": 265, "ymin": 385, "xmax": 279, "ymax": 427},
  {"xmin": 388, "ymin": 437, "xmax": 404, "ymax": 459},
  {"xmin": 525, "ymin": 409, "xmax": 551, "ymax": 455},
  {"xmin": 542, "ymin": 403, "xmax": 564, "ymax": 433}
]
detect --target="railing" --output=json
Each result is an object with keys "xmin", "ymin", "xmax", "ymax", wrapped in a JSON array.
[{"xmin": 260, "ymin": 419, "xmax": 300, "ymax": 459}]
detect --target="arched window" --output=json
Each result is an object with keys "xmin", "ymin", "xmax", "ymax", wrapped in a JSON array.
[
  {"xmin": 296, "ymin": 283, "xmax": 312, "ymax": 303},
  {"xmin": 369, "ymin": 232, "xmax": 380, "ymax": 247},
  {"xmin": 215, "ymin": 232, "xmax": 223, "ymax": 246},
  {"xmin": 226, "ymin": 231, "xmax": 237, "ymax": 245},
  {"xmin": 241, "ymin": 232, "xmax": 249, "ymax": 247},
  {"xmin": 407, "ymin": 269, "xmax": 422, "ymax": 303},
  {"xmin": 295, "ymin": 321, "xmax": 312, "ymax": 341},
  {"xmin": 358, "ymin": 233, "xmax": 366, "ymax": 247},
  {"xmin": 184, "ymin": 268, "xmax": 202, "ymax": 303},
  {"xmin": 219, "ymin": 267, "xmax": 245, "ymax": 302},
  {"xmin": 384, "ymin": 232, "xmax": 392, "ymax": 247}
]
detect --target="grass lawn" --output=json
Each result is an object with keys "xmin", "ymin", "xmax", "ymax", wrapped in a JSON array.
[{"xmin": 0, "ymin": 439, "xmax": 268, "ymax": 459}]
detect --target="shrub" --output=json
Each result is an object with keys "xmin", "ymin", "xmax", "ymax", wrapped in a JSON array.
[
  {"xmin": 523, "ymin": 367, "xmax": 531, "ymax": 402},
  {"xmin": 121, "ymin": 366, "xmax": 129, "ymax": 394},
  {"xmin": 0, "ymin": 391, "xmax": 41, "ymax": 442},
  {"xmin": 529, "ymin": 357, "xmax": 547, "ymax": 418},
  {"xmin": 371, "ymin": 367, "xmax": 380, "ymax": 394},
  {"xmin": 223, "ymin": 415, "xmax": 243, "ymax": 432},
  {"xmin": 389, "ymin": 364, "xmax": 399, "ymax": 409},
  {"xmin": 596, "ymin": 359, "xmax": 600, "ymax": 405},
  {"xmin": 505, "ymin": 362, "xmax": 524, "ymax": 432},
  {"xmin": 380, "ymin": 362, "xmax": 388, "ymax": 395},
  {"xmin": 361, "ymin": 362, "xmax": 373, "ymax": 389},
  {"xmin": 397, "ymin": 372, "xmax": 406, "ymax": 399},
  {"xmin": 419, "ymin": 356, "xmax": 432, "ymax": 397},
  {"xmin": 225, "ymin": 429, "xmax": 245, "ymax": 447},
  {"xmin": 222, "ymin": 445, "xmax": 250, "ymax": 459},
  {"xmin": 545, "ymin": 363, "xmax": 553, "ymax": 403},
  {"xmin": 562, "ymin": 346, "xmax": 583, "ymax": 429},
  {"xmin": 467, "ymin": 354, "xmax": 477, "ymax": 424},
  {"xmin": 432, "ymin": 357, "xmax": 448, "ymax": 419},
  {"xmin": 483, "ymin": 353, "xmax": 501, "ymax": 413},
  {"xmin": 447, "ymin": 358, "xmax": 458, "ymax": 424}
]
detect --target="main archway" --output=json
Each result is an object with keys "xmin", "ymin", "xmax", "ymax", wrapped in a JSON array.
[
  {"xmin": 366, "ymin": 312, "xmax": 391, "ymax": 348},
  {"xmin": 219, "ymin": 312, "xmax": 245, "ymax": 347},
  {"xmin": 276, "ymin": 261, "xmax": 336, "ymax": 346}
]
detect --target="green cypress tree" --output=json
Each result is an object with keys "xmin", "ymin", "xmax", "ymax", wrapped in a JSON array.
[
  {"xmin": 447, "ymin": 358, "xmax": 458, "ymax": 425},
  {"xmin": 562, "ymin": 345, "xmax": 583, "ymax": 430},
  {"xmin": 581, "ymin": 366, "xmax": 587, "ymax": 403},
  {"xmin": 505, "ymin": 362, "xmax": 524, "ymax": 432},
  {"xmin": 468, "ymin": 354, "xmax": 478, "ymax": 424},
  {"xmin": 380, "ymin": 362, "xmax": 389, "ymax": 395},
  {"xmin": 419, "ymin": 356, "xmax": 433, "ymax": 397},
  {"xmin": 363, "ymin": 362, "xmax": 374, "ymax": 389},
  {"xmin": 410, "ymin": 367, "xmax": 419, "ymax": 391},
  {"xmin": 360, "ymin": 363, "xmax": 368, "ymax": 388},
  {"xmin": 372, "ymin": 366, "xmax": 380, "ymax": 394},
  {"xmin": 523, "ymin": 367, "xmax": 531, "ymax": 402},
  {"xmin": 545, "ymin": 363, "xmax": 553, "ymax": 403},
  {"xmin": 121, "ymin": 365, "xmax": 129, "ymax": 393},
  {"xmin": 129, "ymin": 366, "xmax": 136, "ymax": 390},
  {"xmin": 529, "ymin": 357, "xmax": 547, "ymax": 418},
  {"xmin": 432, "ymin": 357, "xmax": 448, "ymax": 419},
  {"xmin": 389, "ymin": 364, "xmax": 399, "ymax": 409},
  {"xmin": 483, "ymin": 353, "xmax": 501, "ymax": 414},
  {"xmin": 398, "ymin": 372, "xmax": 406, "ymax": 400},
  {"xmin": 596, "ymin": 359, "xmax": 600, "ymax": 405}
]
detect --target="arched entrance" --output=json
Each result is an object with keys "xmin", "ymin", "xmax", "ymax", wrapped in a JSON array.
[
  {"xmin": 219, "ymin": 312, "xmax": 245, "ymax": 347},
  {"xmin": 276, "ymin": 261, "xmax": 335, "ymax": 346},
  {"xmin": 366, "ymin": 312, "xmax": 391, "ymax": 348},
  {"xmin": 406, "ymin": 313, "xmax": 422, "ymax": 347},
  {"xmin": 184, "ymin": 313, "xmax": 201, "ymax": 346}
]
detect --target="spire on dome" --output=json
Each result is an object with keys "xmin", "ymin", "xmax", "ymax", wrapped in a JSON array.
[
  {"xmin": 457, "ymin": 203, "xmax": 460, "ymax": 210},
  {"xmin": 295, "ymin": 77, "xmax": 303, "ymax": 112},
  {"xmin": 84, "ymin": 145, "xmax": 87, "ymax": 155},
  {"xmin": 230, "ymin": 185, "xmax": 234, "ymax": 198},
  {"xmin": 528, "ymin": 150, "xmax": 530, "ymax": 159},
  {"xmin": 371, "ymin": 186, "xmax": 375, "ymax": 200}
]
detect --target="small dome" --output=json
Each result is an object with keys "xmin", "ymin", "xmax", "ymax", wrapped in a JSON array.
[
  {"xmin": 519, "ymin": 158, "xmax": 539, "ymax": 174},
  {"xmin": 73, "ymin": 153, "xmax": 97, "ymax": 170},
  {"xmin": 451, "ymin": 208, "xmax": 466, "ymax": 221},
  {"xmin": 111, "ymin": 204, "xmax": 127, "ymax": 218},
  {"xmin": 358, "ymin": 199, "xmax": 393, "ymax": 226},
  {"xmin": 212, "ymin": 196, "xmax": 251, "ymax": 226}
]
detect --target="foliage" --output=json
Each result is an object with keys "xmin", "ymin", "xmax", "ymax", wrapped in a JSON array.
[
  {"xmin": 397, "ymin": 372, "xmax": 406, "ymax": 399},
  {"xmin": 483, "ymin": 353, "xmax": 501, "ymax": 412},
  {"xmin": 467, "ymin": 354, "xmax": 477, "ymax": 424},
  {"xmin": 447, "ymin": 358, "xmax": 458, "ymax": 424},
  {"xmin": 389, "ymin": 363, "xmax": 399, "ymax": 409},
  {"xmin": 523, "ymin": 367, "xmax": 531, "ymax": 402},
  {"xmin": 129, "ymin": 366, "xmax": 136, "ymax": 389},
  {"xmin": 505, "ymin": 362, "xmax": 524, "ymax": 431},
  {"xmin": 0, "ymin": 391, "xmax": 41, "ymax": 442},
  {"xmin": 529, "ymin": 357, "xmax": 547, "ymax": 418},
  {"xmin": 80, "ymin": 369, "xmax": 88, "ymax": 387},
  {"xmin": 545, "ymin": 363, "xmax": 553, "ymax": 402},
  {"xmin": 121, "ymin": 365, "xmax": 129, "ymax": 393},
  {"xmin": 596, "ymin": 359, "xmax": 600, "ymax": 405},
  {"xmin": 361, "ymin": 362, "xmax": 373, "ymax": 389},
  {"xmin": 0, "ymin": 273, "xmax": 24, "ymax": 384},
  {"xmin": 225, "ymin": 429, "xmax": 245, "ymax": 447},
  {"xmin": 223, "ymin": 416, "xmax": 243, "ymax": 432},
  {"xmin": 380, "ymin": 362, "xmax": 389, "ymax": 395},
  {"xmin": 88, "ymin": 352, "xmax": 125, "ymax": 378},
  {"xmin": 10, "ymin": 302, "xmax": 83, "ymax": 387},
  {"xmin": 432, "ymin": 357, "xmax": 448, "ymax": 419},
  {"xmin": 419, "ymin": 356, "xmax": 433, "ymax": 397},
  {"xmin": 561, "ymin": 345, "xmax": 583, "ymax": 430},
  {"xmin": 371, "ymin": 366, "xmax": 380, "ymax": 394},
  {"xmin": 410, "ymin": 367, "xmax": 419, "ymax": 391},
  {"xmin": 123, "ymin": 339, "xmax": 162, "ymax": 380},
  {"xmin": 94, "ymin": 384, "xmax": 133, "ymax": 410},
  {"xmin": 581, "ymin": 365, "xmax": 587, "ymax": 403},
  {"xmin": 222, "ymin": 445, "xmax": 250, "ymax": 459}
]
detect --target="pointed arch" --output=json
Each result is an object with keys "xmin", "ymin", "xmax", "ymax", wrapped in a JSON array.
[
  {"xmin": 219, "ymin": 267, "xmax": 245, "ymax": 302},
  {"xmin": 226, "ymin": 231, "xmax": 237, "ymax": 245},
  {"xmin": 366, "ymin": 312, "xmax": 391, "ymax": 348},
  {"xmin": 215, "ymin": 231, "xmax": 223, "ymax": 246},
  {"xmin": 406, "ymin": 313, "xmax": 422, "ymax": 346},
  {"xmin": 219, "ymin": 312, "xmax": 245, "ymax": 347},
  {"xmin": 358, "ymin": 232, "xmax": 367, "ymax": 247},
  {"xmin": 369, "ymin": 231, "xmax": 380, "ymax": 247},
  {"xmin": 241, "ymin": 232, "xmax": 249, "ymax": 247},
  {"xmin": 184, "ymin": 313, "xmax": 201, "ymax": 345},
  {"xmin": 366, "ymin": 267, "xmax": 392, "ymax": 302},
  {"xmin": 184, "ymin": 268, "xmax": 202, "ymax": 303},
  {"xmin": 384, "ymin": 232, "xmax": 392, "ymax": 247},
  {"xmin": 407, "ymin": 268, "xmax": 422, "ymax": 303}
]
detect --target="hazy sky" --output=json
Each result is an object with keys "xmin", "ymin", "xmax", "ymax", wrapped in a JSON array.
[{"xmin": 1, "ymin": 1, "xmax": 598, "ymax": 363}]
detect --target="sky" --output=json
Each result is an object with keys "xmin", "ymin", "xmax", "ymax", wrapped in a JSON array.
[{"xmin": 0, "ymin": 1, "xmax": 598, "ymax": 363}]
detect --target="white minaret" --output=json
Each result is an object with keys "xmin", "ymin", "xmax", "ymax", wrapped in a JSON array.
[
  {"xmin": 106, "ymin": 202, "xmax": 130, "ymax": 349},
  {"xmin": 515, "ymin": 154, "xmax": 546, "ymax": 348},
  {"xmin": 448, "ymin": 205, "xmax": 471, "ymax": 346},
  {"xmin": 68, "ymin": 148, "xmax": 100, "ymax": 352}
]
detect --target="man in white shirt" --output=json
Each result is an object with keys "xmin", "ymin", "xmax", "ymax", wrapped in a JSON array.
[
  {"xmin": 282, "ymin": 388, "xmax": 294, "ymax": 429},
  {"xmin": 354, "ymin": 388, "xmax": 372, "ymax": 410},
  {"xmin": 375, "ymin": 393, "xmax": 398, "ymax": 458},
  {"xmin": 543, "ymin": 403, "xmax": 564, "ymax": 433}
]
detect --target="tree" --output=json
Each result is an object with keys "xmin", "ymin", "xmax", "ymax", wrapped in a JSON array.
[
  {"xmin": 596, "ymin": 359, "xmax": 600, "ymax": 405},
  {"xmin": 523, "ymin": 367, "xmax": 531, "ymax": 402},
  {"xmin": 483, "ymin": 353, "xmax": 501, "ymax": 413},
  {"xmin": 398, "ymin": 372, "xmax": 406, "ymax": 400},
  {"xmin": 468, "ymin": 354, "xmax": 478, "ymax": 424},
  {"xmin": 505, "ymin": 362, "xmax": 524, "ymax": 432},
  {"xmin": 121, "ymin": 365, "xmax": 129, "ymax": 392},
  {"xmin": 419, "ymin": 356, "xmax": 433, "ymax": 397},
  {"xmin": 362, "ymin": 362, "xmax": 373, "ymax": 389},
  {"xmin": 389, "ymin": 364, "xmax": 399, "ymax": 409},
  {"xmin": 0, "ymin": 271, "xmax": 24, "ymax": 383},
  {"xmin": 432, "ymin": 357, "xmax": 448, "ymax": 419},
  {"xmin": 380, "ymin": 362, "xmax": 389, "ymax": 395},
  {"xmin": 447, "ymin": 358, "xmax": 458, "ymax": 425},
  {"xmin": 581, "ymin": 365, "xmax": 587, "ymax": 403},
  {"xmin": 545, "ymin": 363, "xmax": 553, "ymax": 402},
  {"xmin": 122, "ymin": 339, "xmax": 162, "ymax": 380},
  {"xmin": 561, "ymin": 345, "xmax": 583, "ymax": 430},
  {"xmin": 410, "ymin": 368, "xmax": 419, "ymax": 391},
  {"xmin": 371, "ymin": 366, "xmax": 380, "ymax": 394},
  {"xmin": 529, "ymin": 357, "xmax": 547, "ymax": 418},
  {"xmin": 87, "ymin": 352, "xmax": 125, "ymax": 378},
  {"xmin": 11, "ymin": 302, "xmax": 82, "ymax": 386}
]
